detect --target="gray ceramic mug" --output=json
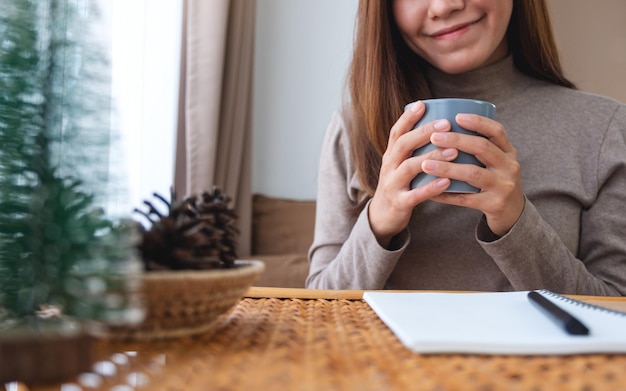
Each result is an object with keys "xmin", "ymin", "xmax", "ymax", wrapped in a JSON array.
[{"xmin": 405, "ymin": 98, "xmax": 496, "ymax": 193}]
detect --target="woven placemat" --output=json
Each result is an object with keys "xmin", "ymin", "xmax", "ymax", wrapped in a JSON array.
[{"xmin": 35, "ymin": 297, "xmax": 626, "ymax": 391}]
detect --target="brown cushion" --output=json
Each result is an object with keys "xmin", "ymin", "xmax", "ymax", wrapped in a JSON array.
[
  {"xmin": 252, "ymin": 194, "xmax": 316, "ymax": 255},
  {"xmin": 252, "ymin": 254, "xmax": 309, "ymax": 288}
]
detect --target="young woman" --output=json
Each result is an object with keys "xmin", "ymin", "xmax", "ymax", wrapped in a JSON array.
[{"xmin": 306, "ymin": 0, "xmax": 626, "ymax": 295}]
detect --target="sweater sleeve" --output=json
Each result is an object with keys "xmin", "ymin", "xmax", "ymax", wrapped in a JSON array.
[
  {"xmin": 305, "ymin": 111, "xmax": 408, "ymax": 290},
  {"xmin": 477, "ymin": 104, "xmax": 626, "ymax": 296}
]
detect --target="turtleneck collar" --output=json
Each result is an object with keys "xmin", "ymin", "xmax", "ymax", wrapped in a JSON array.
[{"xmin": 426, "ymin": 55, "xmax": 533, "ymax": 107}]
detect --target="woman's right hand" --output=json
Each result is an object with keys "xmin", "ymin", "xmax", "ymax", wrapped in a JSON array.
[{"xmin": 368, "ymin": 101, "xmax": 458, "ymax": 248}]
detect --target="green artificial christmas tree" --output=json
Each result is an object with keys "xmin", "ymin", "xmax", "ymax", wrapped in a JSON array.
[{"xmin": 0, "ymin": 0, "xmax": 143, "ymax": 384}]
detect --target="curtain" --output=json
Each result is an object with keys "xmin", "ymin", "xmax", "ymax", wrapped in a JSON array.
[{"xmin": 175, "ymin": 0, "xmax": 256, "ymax": 256}]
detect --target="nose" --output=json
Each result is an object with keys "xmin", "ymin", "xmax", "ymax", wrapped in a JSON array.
[{"xmin": 428, "ymin": 0, "xmax": 466, "ymax": 19}]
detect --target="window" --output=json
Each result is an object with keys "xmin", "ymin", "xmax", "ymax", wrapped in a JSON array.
[{"xmin": 99, "ymin": 0, "xmax": 182, "ymax": 215}]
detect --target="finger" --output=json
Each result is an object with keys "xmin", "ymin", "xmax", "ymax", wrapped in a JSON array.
[
  {"xmin": 419, "ymin": 147, "xmax": 458, "ymax": 163},
  {"xmin": 395, "ymin": 147, "xmax": 458, "ymax": 189},
  {"xmin": 388, "ymin": 100, "xmax": 426, "ymax": 146},
  {"xmin": 421, "ymin": 159, "xmax": 494, "ymax": 192},
  {"xmin": 431, "ymin": 191, "xmax": 483, "ymax": 209},
  {"xmin": 389, "ymin": 118, "xmax": 452, "ymax": 167},
  {"xmin": 429, "ymin": 131, "xmax": 503, "ymax": 168},
  {"xmin": 455, "ymin": 114, "xmax": 514, "ymax": 153},
  {"xmin": 404, "ymin": 177, "xmax": 451, "ymax": 204}
]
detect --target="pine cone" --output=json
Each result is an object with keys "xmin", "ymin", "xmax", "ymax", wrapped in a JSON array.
[{"xmin": 134, "ymin": 187, "xmax": 239, "ymax": 271}]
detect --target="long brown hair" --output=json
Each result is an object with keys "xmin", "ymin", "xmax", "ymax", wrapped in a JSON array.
[{"xmin": 347, "ymin": 0, "xmax": 575, "ymax": 197}]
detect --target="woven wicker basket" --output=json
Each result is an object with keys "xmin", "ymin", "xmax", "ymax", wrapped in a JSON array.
[{"xmin": 101, "ymin": 260, "xmax": 264, "ymax": 340}]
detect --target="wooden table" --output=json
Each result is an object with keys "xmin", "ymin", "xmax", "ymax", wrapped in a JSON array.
[{"xmin": 22, "ymin": 288, "xmax": 626, "ymax": 390}]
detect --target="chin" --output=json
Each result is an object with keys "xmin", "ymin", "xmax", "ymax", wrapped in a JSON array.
[
  {"xmin": 433, "ymin": 62, "xmax": 477, "ymax": 75},
  {"xmin": 430, "ymin": 55, "xmax": 492, "ymax": 75},
  {"xmin": 429, "ymin": 46, "xmax": 508, "ymax": 75}
]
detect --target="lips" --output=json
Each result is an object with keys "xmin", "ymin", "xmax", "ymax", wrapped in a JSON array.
[{"xmin": 430, "ymin": 15, "xmax": 485, "ymax": 39}]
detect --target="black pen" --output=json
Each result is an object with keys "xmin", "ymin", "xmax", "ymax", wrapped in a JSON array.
[{"xmin": 527, "ymin": 291, "xmax": 590, "ymax": 336}]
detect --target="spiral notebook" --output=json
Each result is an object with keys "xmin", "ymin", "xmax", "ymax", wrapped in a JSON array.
[{"xmin": 363, "ymin": 290, "xmax": 626, "ymax": 355}]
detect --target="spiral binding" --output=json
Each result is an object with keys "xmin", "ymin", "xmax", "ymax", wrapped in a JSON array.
[{"xmin": 538, "ymin": 289, "xmax": 626, "ymax": 318}]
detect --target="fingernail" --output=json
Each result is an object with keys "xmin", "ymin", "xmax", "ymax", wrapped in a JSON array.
[
  {"xmin": 410, "ymin": 101, "xmax": 423, "ymax": 113},
  {"xmin": 433, "ymin": 120, "xmax": 448, "ymax": 130},
  {"xmin": 431, "ymin": 132, "xmax": 445, "ymax": 142},
  {"xmin": 442, "ymin": 148, "xmax": 456, "ymax": 158},
  {"xmin": 423, "ymin": 160, "xmax": 438, "ymax": 171},
  {"xmin": 457, "ymin": 113, "xmax": 472, "ymax": 121},
  {"xmin": 435, "ymin": 178, "xmax": 449, "ymax": 187}
]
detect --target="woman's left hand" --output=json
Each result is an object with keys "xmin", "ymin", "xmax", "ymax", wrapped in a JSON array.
[{"xmin": 421, "ymin": 113, "xmax": 525, "ymax": 237}]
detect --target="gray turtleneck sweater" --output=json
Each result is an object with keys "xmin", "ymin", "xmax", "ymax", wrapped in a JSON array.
[{"xmin": 306, "ymin": 57, "xmax": 626, "ymax": 296}]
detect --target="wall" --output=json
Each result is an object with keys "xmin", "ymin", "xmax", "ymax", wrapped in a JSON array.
[
  {"xmin": 548, "ymin": 0, "xmax": 626, "ymax": 103},
  {"xmin": 252, "ymin": 0, "xmax": 358, "ymax": 200}
]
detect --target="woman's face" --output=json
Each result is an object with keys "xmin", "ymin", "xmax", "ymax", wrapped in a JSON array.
[{"xmin": 392, "ymin": 0, "xmax": 513, "ymax": 74}]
